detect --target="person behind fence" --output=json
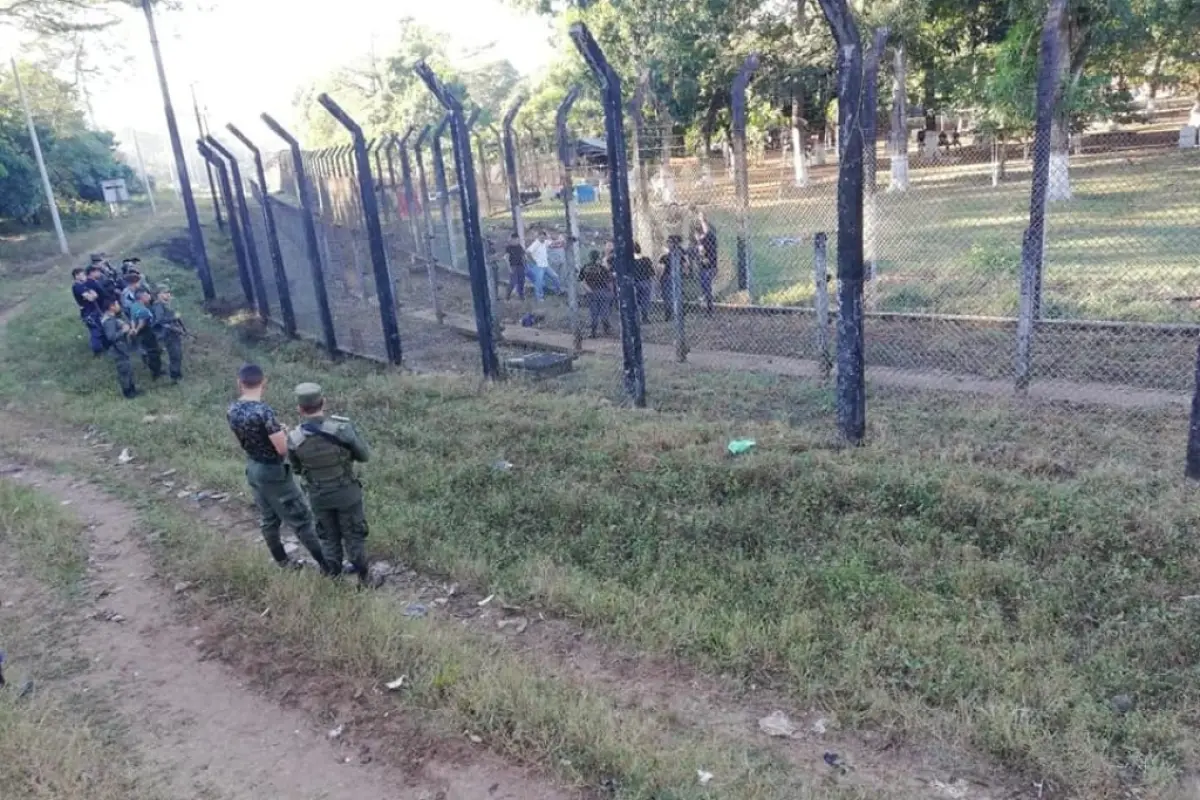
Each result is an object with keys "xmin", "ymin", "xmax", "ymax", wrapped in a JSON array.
[
  {"xmin": 99, "ymin": 297, "xmax": 138, "ymax": 399},
  {"xmin": 71, "ymin": 267, "xmax": 105, "ymax": 355},
  {"xmin": 659, "ymin": 235, "xmax": 690, "ymax": 322},
  {"xmin": 128, "ymin": 287, "xmax": 164, "ymax": 380},
  {"xmin": 694, "ymin": 213, "xmax": 719, "ymax": 313},
  {"xmin": 287, "ymin": 382, "xmax": 373, "ymax": 586},
  {"xmin": 526, "ymin": 229, "xmax": 551, "ymax": 301},
  {"xmin": 579, "ymin": 249, "xmax": 615, "ymax": 338},
  {"xmin": 631, "ymin": 243, "xmax": 655, "ymax": 324},
  {"xmin": 227, "ymin": 364, "xmax": 331, "ymax": 574},
  {"xmin": 150, "ymin": 287, "xmax": 184, "ymax": 383},
  {"xmin": 505, "ymin": 231, "xmax": 526, "ymax": 300}
]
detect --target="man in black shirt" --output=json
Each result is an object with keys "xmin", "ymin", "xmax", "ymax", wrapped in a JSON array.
[
  {"xmin": 504, "ymin": 232, "xmax": 526, "ymax": 300},
  {"xmin": 71, "ymin": 268, "xmax": 105, "ymax": 355},
  {"xmin": 579, "ymin": 249, "xmax": 614, "ymax": 337},
  {"xmin": 227, "ymin": 363, "xmax": 329, "ymax": 573},
  {"xmin": 630, "ymin": 243, "xmax": 656, "ymax": 324}
]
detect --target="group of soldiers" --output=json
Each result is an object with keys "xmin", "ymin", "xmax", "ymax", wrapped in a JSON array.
[
  {"xmin": 226, "ymin": 364, "xmax": 376, "ymax": 586},
  {"xmin": 70, "ymin": 253, "xmax": 187, "ymax": 398}
]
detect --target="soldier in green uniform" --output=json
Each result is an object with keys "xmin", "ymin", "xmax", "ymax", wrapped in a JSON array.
[
  {"xmin": 149, "ymin": 287, "xmax": 184, "ymax": 383},
  {"xmin": 287, "ymin": 383, "xmax": 373, "ymax": 585},
  {"xmin": 99, "ymin": 297, "xmax": 138, "ymax": 398}
]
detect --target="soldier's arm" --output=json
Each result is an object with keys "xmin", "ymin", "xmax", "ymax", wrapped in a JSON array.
[{"xmin": 335, "ymin": 421, "xmax": 370, "ymax": 462}]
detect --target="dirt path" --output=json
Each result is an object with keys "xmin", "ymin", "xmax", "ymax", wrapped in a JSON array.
[{"xmin": 0, "ymin": 458, "xmax": 572, "ymax": 800}]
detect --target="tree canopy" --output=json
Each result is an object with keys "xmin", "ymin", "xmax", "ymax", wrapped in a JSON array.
[
  {"xmin": 295, "ymin": 0, "xmax": 1199, "ymax": 154},
  {"xmin": 0, "ymin": 62, "xmax": 137, "ymax": 222}
]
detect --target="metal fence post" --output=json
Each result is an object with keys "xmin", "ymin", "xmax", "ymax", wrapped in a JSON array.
[
  {"xmin": 669, "ymin": 237, "xmax": 688, "ymax": 362},
  {"xmin": 197, "ymin": 139, "xmax": 255, "ymax": 308},
  {"xmin": 397, "ymin": 128, "xmax": 422, "ymax": 263},
  {"xmin": 821, "ymin": 0, "xmax": 866, "ymax": 444},
  {"xmin": 556, "ymin": 86, "xmax": 584, "ymax": 350},
  {"xmin": 206, "ymin": 135, "xmax": 270, "ymax": 321},
  {"xmin": 813, "ymin": 231, "xmax": 832, "ymax": 377},
  {"xmin": 732, "ymin": 55, "xmax": 759, "ymax": 295},
  {"xmin": 413, "ymin": 126, "xmax": 437, "ymax": 264},
  {"xmin": 227, "ymin": 123, "xmax": 297, "ymax": 338},
  {"xmin": 465, "ymin": 110, "xmax": 502, "ymax": 308},
  {"xmin": 317, "ymin": 93, "xmax": 404, "ymax": 365},
  {"xmin": 475, "ymin": 123, "xmax": 494, "ymax": 218},
  {"xmin": 502, "ymin": 96, "xmax": 527, "ymax": 244},
  {"xmin": 431, "ymin": 114, "xmax": 461, "ymax": 270},
  {"xmin": 191, "ymin": 85, "xmax": 224, "ymax": 232},
  {"xmin": 1016, "ymin": 0, "xmax": 1067, "ymax": 391},
  {"xmin": 261, "ymin": 113, "xmax": 339, "ymax": 356},
  {"xmin": 414, "ymin": 61, "xmax": 501, "ymax": 380},
  {"xmin": 570, "ymin": 23, "xmax": 647, "ymax": 407}
]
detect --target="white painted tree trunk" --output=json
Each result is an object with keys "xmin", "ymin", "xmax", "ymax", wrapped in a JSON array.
[
  {"xmin": 888, "ymin": 43, "xmax": 909, "ymax": 192},
  {"xmin": 791, "ymin": 127, "xmax": 809, "ymax": 187},
  {"xmin": 1048, "ymin": 115, "xmax": 1072, "ymax": 202}
]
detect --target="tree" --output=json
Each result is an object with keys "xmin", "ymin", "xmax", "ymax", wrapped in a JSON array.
[
  {"xmin": 0, "ymin": 0, "xmax": 181, "ymax": 35},
  {"xmin": 0, "ymin": 61, "xmax": 135, "ymax": 222}
]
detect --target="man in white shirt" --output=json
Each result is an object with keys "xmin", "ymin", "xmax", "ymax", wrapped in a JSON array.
[{"xmin": 526, "ymin": 230, "xmax": 551, "ymax": 301}]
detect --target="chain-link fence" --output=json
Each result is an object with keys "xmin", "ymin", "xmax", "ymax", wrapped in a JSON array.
[{"xmin": 202, "ymin": 20, "xmax": 1200, "ymax": 447}]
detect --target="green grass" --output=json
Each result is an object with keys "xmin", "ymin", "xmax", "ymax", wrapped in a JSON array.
[
  {"xmin": 0, "ymin": 481, "xmax": 89, "ymax": 591},
  {"xmin": 4, "ymin": 221, "xmax": 1200, "ymax": 796}
]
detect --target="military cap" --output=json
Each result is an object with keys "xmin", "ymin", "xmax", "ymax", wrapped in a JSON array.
[
  {"xmin": 90, "ymin": 252, "xmax": 105, "ymax": 262},
  {"xmin": 295, "ymin": 382, "xmax": 324, "ymax": 407}
]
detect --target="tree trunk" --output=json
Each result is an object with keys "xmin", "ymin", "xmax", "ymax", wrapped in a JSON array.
[
  {"xmin": 888, "ymin": 41, "xmax": 909, "ymax": 191},
  {"xmin": 1146, "ymin": 52, "xmax": 1164, "ymax": 119},
  {"xmin": 1047, "ymin": 19, "xmax": 1073, "ymax": 203},
  {"xmin": 791, "ymin": 87, "xmax": 810, "ymax": 186}
]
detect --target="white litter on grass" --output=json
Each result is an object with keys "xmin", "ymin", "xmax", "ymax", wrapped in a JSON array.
[
  {"xmin": 385, "ymin": 676, "xmax": 407, "ymax": 691},
  {"xmin": 478, "ymin": 594, "xmax": 495, "ymax": 607},
  {"xmin": 117, "ymin": 448, "xmax": 133, "ymax": 464},
  {"xmin": 811, "ymin": 717, "xmax": 828, "ymax": 735},
  {"xmin": 697, "ymin": 770, "xmax": 714, "ymax": 785},
  {"xmin": 931, "ymin": 778, "xmax": 970, "ymax": 799},
  {"xmin": 327, "ymin": 724, "xmax": 344, "ymax": 740},
  {"xmin": 758, "ymin": 710, "xmax": 799, "ymax": 738}
]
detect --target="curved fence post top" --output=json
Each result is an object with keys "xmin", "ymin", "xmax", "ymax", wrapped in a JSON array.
[
  {"xmin": 260, "ymin": 113, "xmax": 297, "ymax": 146},
  {"xmin": 733, "ymin": 53, "xmax": 760, "ymax": 93},
  {"xmin": 415, "ymin": 125, "xmax": 432, "ymax": 148},
  {"xmin": 503, "ymin": 94, "xmax": 526, "ymax": 127},
  {"xmin": 399, "ymin": 126, "xmax": 416, "ymax": 148},
  {"xmin": 556, "ymin": 86, "xmax": 582, "ymax": 165},
  {"xmin": 413, "ymin": 60, "xmax": 463, "ymax": 112},
  {"xmin": 204, "ymin": 134, "xmax": 235, "ymax": 161},
  {"xmin": 433, "ymin": 113, "xmax": 451, "ymax": 139},
  {"xmin": 465, "ymin": 108, "xmax": 481, "ymax": 129},
  {"xmin": 316, "ymin": 93, "xmax": 363, "ymax": 138},
  {"xmin": 569, "ymin": 23, "xmax": 619, "ymax": 91},
  {"xmin": 226, "ymin": 123, "xmax": 260, "ymax": 155}
]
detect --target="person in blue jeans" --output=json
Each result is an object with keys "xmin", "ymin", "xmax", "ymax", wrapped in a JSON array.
[
  {"xmin": 630, "ymin": 242, "xmax": 656, "ymax": 324},
  {"xmin": 694, "ymin": 213, "xmax": 719, "ymax": 313},
  {"xmin": 579, "ymin": 249, "xmax": 614, "ymax": 337},
  {"xmin": 526, "ymin": 229, "xmax": 551, "ymax": 301}
]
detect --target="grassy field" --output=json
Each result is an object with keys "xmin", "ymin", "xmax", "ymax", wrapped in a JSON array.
[
  {"xmin": 519, "ymin": 146, "xmax": 1200, "ymax": 324},
  {"xmin": 2, "ymin": 215, "xmax": 1200, "ymax": 797}
]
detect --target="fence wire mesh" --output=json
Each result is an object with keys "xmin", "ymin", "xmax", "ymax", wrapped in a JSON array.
[{"xmin": 221, "ymin": 77, "xmax": 1199, "ymax": 431}]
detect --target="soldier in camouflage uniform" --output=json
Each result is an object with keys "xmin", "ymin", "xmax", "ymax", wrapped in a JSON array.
[
  {"xmin": 149, "ymin": 287, "xmax": 184, "ymax": 382},
  {"xmin": 99, "ymin": 297, "xmax": 138, "ymax": 398},
  {"xmin": 287, "ymin": 383, "xmax": 373, "ymax": 585}
]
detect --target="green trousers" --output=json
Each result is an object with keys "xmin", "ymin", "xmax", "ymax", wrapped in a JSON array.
[
  {"xmin": 111, "ymin": 349, "xmax": 135, "ymax": 395},
  {"xmin": 244, "ymin": 461, "xmax": 327, "ymax": 570},
  {"xmin": 161, "ymin": 331, "xmax": 183, "ymax": 380},
  {"xmin": 311, "ymin": 483, "xmax": 369, "ymax": 579}
]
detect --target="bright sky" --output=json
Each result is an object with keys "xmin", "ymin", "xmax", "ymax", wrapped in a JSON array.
[{"xmin": 4, "ymin": 0, "xmax": 556, "ymax": 152}]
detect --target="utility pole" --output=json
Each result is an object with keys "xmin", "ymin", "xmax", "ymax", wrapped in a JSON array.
[
  {"xmin": 141, "ymin": 0, "xmax": 214, "ymax": 300},
  {"xmin": 131, "ymin": 130, "xmax": 157, "ymax": 215},
  {"xmin": 11, "ymin": 58, "xmax": 68, "ymax": 255},
  {"xmin": 191, "ymin": 84, "xmax": 223, "ymax": 230}
]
